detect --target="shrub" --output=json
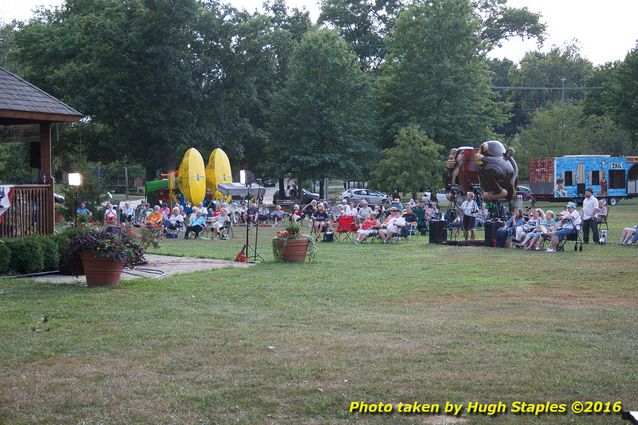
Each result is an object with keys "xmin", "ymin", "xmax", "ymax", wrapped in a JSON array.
[
  {"xmin": 55, "ymin": 226, "xmax": 93, "ymax": 274},
  {"xmin": 0, "ymin": 240, "xmax": 10, "ymax": 274},
  {"xmin": 5, "ymin": 238, "xmax": 44, "ymax": 274},
  {"xmin": 54, "ymin": 226, "xmax": 91, "ymax": 256},
  {"xmin": 30, "ymin": 236, "xmax": 59, "ymax": 271}
]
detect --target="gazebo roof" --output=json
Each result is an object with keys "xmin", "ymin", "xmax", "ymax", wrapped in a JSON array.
[{"xmin": 0, "ymin": 67, "xmax": 82, "ymax": 124}]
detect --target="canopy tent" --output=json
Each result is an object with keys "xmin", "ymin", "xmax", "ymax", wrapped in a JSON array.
[{"xmin": 217, "ymin": 183, "xmax": 265, "ymax": 198}]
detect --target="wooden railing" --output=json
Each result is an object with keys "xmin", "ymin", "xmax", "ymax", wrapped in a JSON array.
[{"xmin": 0, "ymin": 185, "xmax": 53, "ymax": 238}]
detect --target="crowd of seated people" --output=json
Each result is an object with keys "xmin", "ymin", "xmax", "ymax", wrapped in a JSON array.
[
  {"xmin": 89, "ymin": 191, "xmax": 634, "ymax": 250},
  {"xmin": 493, "ymin": 202, "xmax": 583, "ymax": 252},
  {"xmin": 519, "ymin": 210, "xmax": 557, "ymax": 250}
]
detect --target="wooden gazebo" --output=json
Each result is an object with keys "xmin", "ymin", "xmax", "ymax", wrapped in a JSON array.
[{"xmin": 0, "ymin": 67, "xmax": 82, "ymax": 237}]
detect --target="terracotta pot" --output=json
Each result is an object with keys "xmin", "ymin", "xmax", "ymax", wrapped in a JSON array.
[
  {"xmin": 276, "ymin": 238, "xmax": 309, "ymax": 263},
  {"xmin": 80, "ymin": 251, "xmax": 125, "ymax": 286}
]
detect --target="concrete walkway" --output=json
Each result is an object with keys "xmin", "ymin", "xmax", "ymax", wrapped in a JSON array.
[{"xmin": 28, "ymin": 254, "xmax": 254, "ymax": 284}]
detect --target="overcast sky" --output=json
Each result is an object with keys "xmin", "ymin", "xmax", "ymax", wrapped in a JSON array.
[{"xmin": 2, "ymin": 0, "xmax": 637, "ymax": 65}]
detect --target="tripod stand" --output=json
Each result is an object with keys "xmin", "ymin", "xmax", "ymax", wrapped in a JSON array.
[{"xmin": 240, "ymin": 183, "xmax": 264, "ymax": 262}]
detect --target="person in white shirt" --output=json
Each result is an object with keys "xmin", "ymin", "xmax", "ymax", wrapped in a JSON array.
[
  {"xmin": 356, "ymin": 200, "xmax": 373, "ymax": 224},
  {"xmin": 581, "ymin": 187, "xmax": 599, "ymax": 244},
  {"xmin": 211, "ymin": 208, "xmax": 230, "ymax": 239},
  {"xmin": 345, "ymin": 200, "xmax": 357, "ymax": 217},
  {"xmin": 104, "ymin": 203, "xmax": 117, "ymax": 224},
  {"xmin": 197, "ymin": 202, "xmax": 208, "ymax": 217},
  {"xmin": 120, "ymin": 202, "xmax": 134, "ymax": 222},
  {"xmin": 459, "ymin": 192, "xmax": 478, "ymax": 241},
  {"xmin": 547, "ymin": 202, "xmax": 581, "ymax": 252},
  {"xmin": 166, "ymin": 207, "xmax": 184, "ymax": 230},
  {"xmin": 378, "ymin": 208, "xmax": 406, "ymax": 243}
]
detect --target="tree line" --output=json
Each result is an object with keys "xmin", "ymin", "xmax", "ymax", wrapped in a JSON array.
[{"xmin": 0, "ymin": 0, "xmax": 636, "ymax": 196}]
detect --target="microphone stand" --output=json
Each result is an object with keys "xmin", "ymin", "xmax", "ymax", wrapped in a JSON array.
[{"xmin": 241, "ymin": 182, "xmax": 264, "ymax": 262}]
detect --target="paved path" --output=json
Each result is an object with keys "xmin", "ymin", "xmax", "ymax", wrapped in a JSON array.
[{"xmin": 28, "ymin": 254, "xmax": 254, "ymax": 284}]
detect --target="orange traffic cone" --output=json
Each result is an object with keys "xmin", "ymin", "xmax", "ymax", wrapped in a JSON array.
[{"xmin": 234, "ymin": 249, "xmax": 247, "ymax": 263}]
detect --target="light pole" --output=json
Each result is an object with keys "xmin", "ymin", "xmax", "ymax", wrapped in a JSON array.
[
  {"xmin": 560, "ymin": 77, "xmax": 566, "ymax": 104},
  {"xmin": 68, "ymin": 173, "xmax": 82, "ymax": 227}
]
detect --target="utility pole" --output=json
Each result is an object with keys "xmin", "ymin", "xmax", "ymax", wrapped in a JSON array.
[{"xmin": 560, "ymin": 77, "xmax": 566, "ymax": 104}]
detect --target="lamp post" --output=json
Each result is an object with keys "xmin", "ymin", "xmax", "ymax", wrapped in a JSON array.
[{"xmin": 68, "ymin": 172, "xmax": 82, "ymax": 227}]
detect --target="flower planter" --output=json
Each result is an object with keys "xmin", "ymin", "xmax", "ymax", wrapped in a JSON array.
[
  {"xmin": 80, "ymin": 251, "xmax": 125, "ymax": 286},
  {"xmin": 275, "ymin": 238, "xmax": 309, "ymax": 263}
]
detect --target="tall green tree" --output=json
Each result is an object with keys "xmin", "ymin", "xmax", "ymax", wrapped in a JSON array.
[
  {"xmin": 265, "ymin": 29, "xmax": 376, "ymax": 184},
  {"xmin": 318, "ymin": 0, "xmax": 404, "ymax": 70},
  {"xmin": 319, "ymin": 0, "xmax": 545, "ymax": 70},
  {"xmin": 507, "ymin": 44, "xmax": 594, "ymax": 131},
  {"xmin": 473, "ymin": 0, "xmax": 545, "ymax": 48},
  {"xmin": 602, "ymin": 44, "xmax": 638, "ymax": 144},
  {"xmin": 370, "ymin": 125, "xmax": 444, "ymax": 198},
  {"xmin": 514, "ymin": 102, "xmax": 631, "ymax": 178},
  {"xmin": 378, "ymin": 0, "xmax": 506, "ymax": 150},
  {"xmin": 10, "ymin": 0, "xmax": 205, "ymax": 176},
  {"xmin": 7, "ymin": 0, "xmax": 310, "ymax": 176}
]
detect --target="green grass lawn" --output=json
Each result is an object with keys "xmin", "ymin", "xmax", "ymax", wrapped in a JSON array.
[{"xmin": 1, "ymin": 201, "xmax": 637, "ymax": 424}]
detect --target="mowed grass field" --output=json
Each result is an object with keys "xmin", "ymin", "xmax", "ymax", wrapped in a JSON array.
[{"xmin": 1, "ymin": 201, "xmax": 637, "ymax": 424}]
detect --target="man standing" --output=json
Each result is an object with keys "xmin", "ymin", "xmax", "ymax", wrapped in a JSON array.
[
  {"xmin": 459, "ymin": 192, "xmax": 478, "ymax": 241},
  {"xmin": 581, "ymin": 187, "xmax": 599, "ymax": 244}
]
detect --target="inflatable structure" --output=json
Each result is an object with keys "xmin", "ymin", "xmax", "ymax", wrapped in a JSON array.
[
  {"xmin": 442, "ymin": 141, "xmax": 519, "ymax": 205},
  {"xmin": 475, "ymin": 141, "xmax": 518, "ymax": 201},
  {"xmin": 146, "ymin": 147, "xmax": 235, "ymax": 206}
]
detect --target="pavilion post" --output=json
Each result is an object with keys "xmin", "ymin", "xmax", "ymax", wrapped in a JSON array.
[{"xmin": 39, "ymin": 122, "xmax": 54, "ymax": 234}]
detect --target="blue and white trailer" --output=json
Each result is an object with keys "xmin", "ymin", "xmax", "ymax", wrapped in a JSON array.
[{"xmin": 529, "ymin": 155, "xmax": 638, "ymax": 205}]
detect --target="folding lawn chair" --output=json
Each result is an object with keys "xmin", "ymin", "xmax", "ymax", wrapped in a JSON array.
[
  {"xmin": 335, "ymin": 215, "xmax": 358, "ymax": 241},
  {"xmin": 557, "ymin": 227, "xmax": 584, "ymax": 252}
]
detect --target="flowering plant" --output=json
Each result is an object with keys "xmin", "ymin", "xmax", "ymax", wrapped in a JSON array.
[
  {"xmin": 63, "ymin": 223, "xmax": 159, "ymax": 276},
  {"xmin": 271, "ymin": 223, "xmax": 316, "ymax": 262}
]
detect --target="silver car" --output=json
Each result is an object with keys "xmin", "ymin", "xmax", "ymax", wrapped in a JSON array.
[{"xmin": 339, "ymin": 188, "xmax": 387, "ymax": 205}]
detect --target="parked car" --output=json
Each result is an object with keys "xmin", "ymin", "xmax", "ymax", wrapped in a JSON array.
[
  {"xmin": 516, "ymin": 185, "xmax": 533, "ymax": 201},
  {"xmin": 422, "ymin": 189, "xmax": 449, "ymax": 205},
  {"xmin": 300, "ymin": 188, "xmax": 320, "ymax": 204},
  {"xmin": 339, "ymin": 188, "xmax": 387, "ymax": 205},
  {"xmin": 273, "ymin": 187, "xmax": 320, "ymax": 205}
]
